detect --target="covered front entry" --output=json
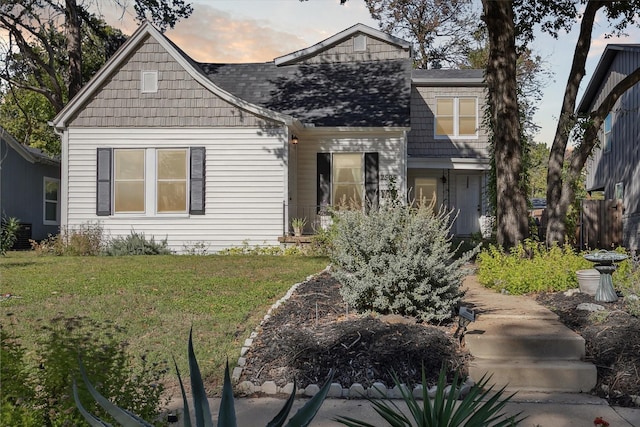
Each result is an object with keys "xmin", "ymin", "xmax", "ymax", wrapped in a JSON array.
[{"xmin": 455, "ymin": 174, "xmax": 481, "ymax": 235}]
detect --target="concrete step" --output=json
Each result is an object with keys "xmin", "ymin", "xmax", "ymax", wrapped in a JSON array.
[
  {"xmin": 469, "ymin": 359, "xmax": 597, "ymax": 393},
  {"xmin": 464, "ymin": 318, "xmax": 586, "ymax": 360}
]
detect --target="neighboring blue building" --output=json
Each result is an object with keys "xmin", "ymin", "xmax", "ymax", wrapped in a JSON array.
[
  {"xmin": 0, "ymin": 127, "xmax": 61, "ymax": 248},
  {"xmin": 577, "ymin": 44, "xmax": 640, "ymax": 251}
]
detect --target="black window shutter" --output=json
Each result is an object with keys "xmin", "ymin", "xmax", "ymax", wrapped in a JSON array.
[
  {"xmin": 365, "ymin": 152, "xmax": 379, "ymax": 210},
  {"xmin": 96, "ymin": 148, "xmax": 112, "ymax": 216},
  {"xmin": 190, "ymin": 147, "xmax": 205, "ymax": 215},
  {"xmin": 317, "ymin": 153, "xmax": 331, "ymax": 211}
]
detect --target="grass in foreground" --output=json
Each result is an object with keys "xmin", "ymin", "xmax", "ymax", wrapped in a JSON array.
[{"xmin": 0, "ymin": 252, "xmax": 328, "ymax": 393}]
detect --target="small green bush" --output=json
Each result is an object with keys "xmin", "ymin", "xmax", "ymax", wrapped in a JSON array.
[
  {"xmin": 477, "ymin": 240, "xmax": 591, "ymax": 294},
  {"xmin": 1, "ymin": 318, "xmax": 168, "ymax": 426},
  {"xmin": 0, "ymin": 327, "xmax": 43, "ymax": 427},
  {"xmin": 330, "ymin": 202, "xmax": 479, "ymax": 323},
  {"xmin": 31, "ymin": 222, "xmax": 105, "ymax": 256},
  {"xmin": 104, "ymin": 232, "xmax": 172, "ymax": 255},
  {"xmin": 614, "ymin": 252, "xmax": 640, "ymax": 317},
  {"xmin": 0, "ymin": 216, "xmax": 20, "ymax": 255}
]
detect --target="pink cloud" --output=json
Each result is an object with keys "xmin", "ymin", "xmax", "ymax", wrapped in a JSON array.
[{"xmin": 166, "ymin": 5, "xmax": 308, "ymax": 63}]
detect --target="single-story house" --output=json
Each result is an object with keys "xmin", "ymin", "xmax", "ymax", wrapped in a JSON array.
[
  {"xmin": 0, "ymin": 127, "xmax": 61, "ymax": 248},
  {"xmin": 51, "ymin": 23, "xmax": 490, "ymax": 253},
  {"xmin": 578, "ymin": 44, "xmax": 640, "ymax": 251}
]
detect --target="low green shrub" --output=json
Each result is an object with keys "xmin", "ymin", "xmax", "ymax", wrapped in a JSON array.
[
  {"xmin": 30, "ymin": 222, "xmax": 105, "ymax": 255},
  {"xmin": 1, "ymin": 317, "xmax": 168, "ymax": 426},
  {"xmin": 0, "ymin": 327, "xmax": 43, "ymax": 427},
  {"xmin": 330, "ymin": 201, "xmax": 479, "ymax": 323},
  {"xmin": 1, "ymin": 216, "xmax": 20, "ymax": 255},
  {"xmin": 477, "ymin": 240, "xmax": 591, "ymax": 294},
  {"xmin": 614, "ymin": 252, "xmax": 640, "ymax": 317},
  {"xmin": 104, "ymin": 232, "xmax": 172, "ymax": 255}
]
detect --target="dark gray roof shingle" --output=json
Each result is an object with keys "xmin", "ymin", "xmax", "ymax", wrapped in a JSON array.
[{"xmin": 198, "ymin": 59, "xmax": 412, "ymax": 127}]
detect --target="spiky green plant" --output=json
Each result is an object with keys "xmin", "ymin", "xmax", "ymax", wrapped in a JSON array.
[
  {"xmin": 336, "ymin": 367, "xmax": 525, "ymax": 427},
  {"xmin": 74, "ymin": 328, "xmax": 333, "ymax": 426}
]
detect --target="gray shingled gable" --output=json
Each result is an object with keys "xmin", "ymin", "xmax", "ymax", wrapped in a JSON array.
[{"xmin": 199, "ymin": 59, "xmax": 412, "ymax": 127}]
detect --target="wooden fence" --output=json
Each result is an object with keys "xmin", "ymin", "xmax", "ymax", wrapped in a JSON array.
[{"xmin": 580, "ymin": 199, "xmax": 623, "ymax": 250}]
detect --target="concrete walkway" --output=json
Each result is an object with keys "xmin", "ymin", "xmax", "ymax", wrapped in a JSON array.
[{"xmin": 166, "ymin": 275, "xmax": 640, "ymax": 427}]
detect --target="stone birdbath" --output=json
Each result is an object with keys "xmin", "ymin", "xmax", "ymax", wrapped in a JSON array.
[{"xmin": 583, "ymin": 250, "xmax": 628, "ymax": 303}]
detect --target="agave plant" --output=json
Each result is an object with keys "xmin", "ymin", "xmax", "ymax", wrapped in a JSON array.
[
  {"xmin": 336, "ymin": 367, "xmax": 525, "ymax": 427},
  {"xmin": 74, "ymin": 328, "xmax": 333, "ymax": 426}
]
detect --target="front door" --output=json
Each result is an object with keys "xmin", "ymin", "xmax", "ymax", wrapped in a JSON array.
[{"xmin": 455, "ymin": 175, "xmax": 480, "ymax": 235}]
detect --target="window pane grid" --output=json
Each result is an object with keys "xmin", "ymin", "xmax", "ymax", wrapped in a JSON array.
[{"xmin": 435, "ymin": 97, "xmax": 477, "ymax": 137}]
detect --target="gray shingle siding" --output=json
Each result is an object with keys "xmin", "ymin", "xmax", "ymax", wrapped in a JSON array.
[
  {"xmin": 70, "ymin": 37, "xmax": 273, "ymax": 128},
  {"xmin": 407, "ymin": 84, "xmax": 489, "ymax": 158},
  {"xmin": 580, "ymin": 46, "xmax": 640, "ymax": 250},
  {"xmin": 297, "ymin": 35, "xmax": 410, "ymax": 64}
]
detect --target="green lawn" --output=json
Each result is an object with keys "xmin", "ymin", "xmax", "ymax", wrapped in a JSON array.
[{"xmin": 0, "ymin": 252, "xmax": 328, "ymax": 392}]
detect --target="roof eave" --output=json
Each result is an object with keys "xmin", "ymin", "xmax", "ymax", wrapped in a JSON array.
[{"xmin": 412, "ymin": 77, "xmax": 485, "ymax": 86}]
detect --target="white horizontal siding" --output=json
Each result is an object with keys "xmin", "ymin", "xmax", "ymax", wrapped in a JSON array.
[
  {"xmin": 65, "ymin": 127, "xmax": 287, "ymax": 252},
  {"xmin": 295, "ymin": 132, "xmax": 406, "ymax": 213}
]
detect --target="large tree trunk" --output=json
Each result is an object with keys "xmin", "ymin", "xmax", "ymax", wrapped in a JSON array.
[
  {"xmin": 545, "ymin": 1, "xmax": 603, "ymax": 246},
  {"xmin": 482, "ymin": 0, "xmax": 528, "ymax": 248},
  {"xmin": 66, "ymin": 0, "xmax": 82, "ymax": 100}
]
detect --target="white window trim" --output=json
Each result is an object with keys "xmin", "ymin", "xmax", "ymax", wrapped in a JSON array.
[
  {"xmin": 43, "ymin": 177, "xmax": 60, "ymax": 225},
  {"xmin": 141, "ymin": 70, "xmax": 158, "ymax": 93},
  {"xmin": 112, "ymin": 148, "xmax": 190, "ymax": 218},
  {"xmin": 434, "ymin": 96, "xmax": 479, "ymax": 140}
]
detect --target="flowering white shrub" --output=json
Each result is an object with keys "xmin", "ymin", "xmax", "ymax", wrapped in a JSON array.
[{"xmin": 330, "ymin": 201, "xmax": 479, "ymax": 323}]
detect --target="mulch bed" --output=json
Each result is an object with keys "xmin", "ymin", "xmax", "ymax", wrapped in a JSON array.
[
  {"xmin": 535, "ymin": 291, "xmax": 640, "ymax": 407},
  {"xmin": 238, "ymin": 272, "xmax": 469, "ymax": 391},
  {"xmin": 238, "ymin": 272, "xmax": 640, "ymax": 407}
]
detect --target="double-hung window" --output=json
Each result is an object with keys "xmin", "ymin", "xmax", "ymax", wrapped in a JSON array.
[
  {"xmin": 97, "ymin": 147, "xmax": 205, "ymax": 216},
  {"xmin": 332, "ymin": 153, "xmax": 364, "ymax": 208},
  {"xmin": 43, "ymin": 177, "xmax": 60, "ymax": 225},
  {"xmin": 435, "ymin": 97, "xmax": 478, "ymax": 138},
  {"xmin": 317, "ymin": 152, "xmax": 379, "ymax": 211},
  {"xmin": 156, "ymin": 149, "xmax": 188, "ymax": 213},
  {"xmin": 114, "ymin": 149, "xmax": 145, "ymax": 213}
]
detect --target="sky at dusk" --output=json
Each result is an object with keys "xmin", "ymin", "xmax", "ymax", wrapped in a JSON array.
[{"xmin": 98, "ymin": 0, "xmax": 640, "ymax": 146}]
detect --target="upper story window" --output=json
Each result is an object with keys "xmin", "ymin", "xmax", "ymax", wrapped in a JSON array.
[
  {"xmin": 603, "ymin": 112, "xmax": 612, "ymax": 153},
  {"xmin": 43, "ymin": 177, "xmax": 60, "ymax": 225},
  {"xmin": 435, "ymin": 97, "xmax": 478, "ymax": 138}
]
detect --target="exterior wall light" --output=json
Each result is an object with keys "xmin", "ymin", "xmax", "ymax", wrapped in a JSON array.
[{"xmin": 291, "ymin": 135, "xmax": 299, "ymax": 145}]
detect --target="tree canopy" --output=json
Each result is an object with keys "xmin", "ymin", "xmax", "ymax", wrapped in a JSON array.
[
  {"xmin": 0, "ymin": 0, "xmax": 192, "ymax": 154},
  {"xmin": 363, "ymin": 0, "xmax": 476, "ymax": 69}
]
